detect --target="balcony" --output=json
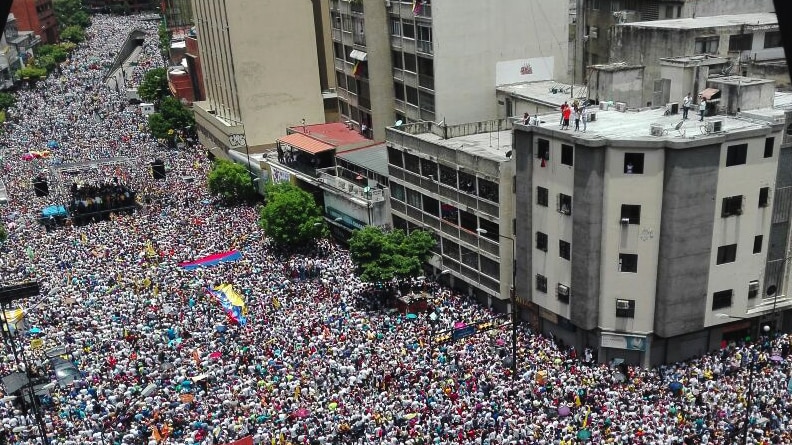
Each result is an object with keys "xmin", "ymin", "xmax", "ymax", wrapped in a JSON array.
[
  {"xmin": 418, "ymin": 74, "xmax": 434, "ymax": 90},
  {"xmin": 416, "ymin": 40, "xmax": 433, "ymax": 55},
  {"xmin": 317, "ymin": 167, "xmax": 386, "ymax": 203}
]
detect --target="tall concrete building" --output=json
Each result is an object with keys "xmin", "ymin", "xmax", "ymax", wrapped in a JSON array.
[
  {"xmin": 330, "ymin": 0, "xmax": 568, "ymax": 141},
  {"xmin": 10, "ymin": 0, "xmax": 57, "ymax": 44},
  {"xmin": 191, "ymin": 0, "xmax": 326, "ymax": 154},
  {"xmin": 512, "ymin": 98, "xmax": 790, "ymax": 366}
]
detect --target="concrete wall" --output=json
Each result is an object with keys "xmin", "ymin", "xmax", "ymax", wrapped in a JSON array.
[
  {"xmin": 226, "ymin": 0, "xmax": 324, "ymax": 146},
  {"xmin": 362, "ymin": 0, "xmax": 395, "ymax": 141},
  {"xmin": 311, "ymin": 0, "xmax": 335, "ymax": 93},
  {"xmin": 432, "ymin": 0, "xmax": 568, "ymax": 125},
  {"xmin": 654, "ymin": 145, "xmax": 720, "ymax": 338},
  {"xmin": 681, "ymin": 0, "xmax": 775, "ymax": 18},
  {"xmin": 766, "ymin": 145, "xmax": 792, "ymax": 299},
  {"xmin": 591, "ymin": 67, "xmax": 645, "ymax": 108},
  {"xmin": 709, "ymin": 81, "xmax": 776, "ymax": 115},
  {"xmin": 570, "ymin": 147, "xmax": 605, "ymax": 330},
  {"xmin": 514, "ymin": 129, "xmax": 534, "ymax": 305}
]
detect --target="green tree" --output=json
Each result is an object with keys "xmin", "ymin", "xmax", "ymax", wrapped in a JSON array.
[
  {"xmin": 349, "ymin": 227, "xmax": 436, "ymax": 283},
  {"xmin": 54, "ymin": 0, "xmax": 91, "ymax": 29},
  {"xmin": 258, "ymin": 182, "xmax": 326, "ymax": 247},
  {"xmin": 137, "ymin": 68, "xmax": 169, "ymax": 103},
  {"xmin": 17, "ymin": 66, "xmax": 48, "ymax": 80},
  {"xmin": 147, "ymin": 96, "xmax": 194, "ymax": 138},
  {"xmin": 59, "ymin": 25, "xmax": 86, "ymax": 43},
  {"xmin": 0, "ymin": 92, "xmax": 15, "ymax": 111},
  {"xmin": 36, "ymin": 44, "xmax": 69, "ymax": 63},
  {"xmin": 158, "ymin": 23, "xmax": 172, "ymax": 56},
  {"xmin": 207, "ymin": 159, "xmax": 257, "ymax": 204}
]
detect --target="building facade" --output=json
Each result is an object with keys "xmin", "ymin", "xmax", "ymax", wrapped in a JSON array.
[
  {"xmin": 160, "ymin": 0, "xmax": 192, "ymax": 30},
  {"xmin": 330, "ymin": 0, "xmax": 568, "ymax": 140},
  {"xmin": 4, "ymin": 13, "xmax": 39, "ymax": 70},
  {"xmin": 10, "ymin": 0, "xmax": 57, "ymax": 44},
  {"xmin": 385, "ymin": 119, "xmax": 516, "ymax": 310},
  {"xmin": 0, "ymin": 33, "xmax": 20, "ymax": 90},
  {"xmin": 572, "ymin": 0, "xmax": 776, "ymax": 83},
  {"xmin": 191, "ymin": 0, "xmax": 325, "ymax": 153},
  {"xmin": 513, "ymin": 106, "xmax": 790, "ymax": 366}
]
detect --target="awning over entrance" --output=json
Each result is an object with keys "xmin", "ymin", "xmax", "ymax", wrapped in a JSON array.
[
  {"xmin": 699, "ymin": 88, "xmax": 720, "ymax": 100},
  {"xmin": 277, "ymin": 133, "xmax": 335, "ymax": 155}
]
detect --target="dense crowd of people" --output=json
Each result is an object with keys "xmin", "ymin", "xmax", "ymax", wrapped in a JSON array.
[{"xmin": 1, "ymin": 13, "xmax": 792, "ymax": 445}]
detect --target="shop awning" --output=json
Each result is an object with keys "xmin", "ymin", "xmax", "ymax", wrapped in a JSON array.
[
  {"xmin": 699, "ymin": 88, "xmax": 720, "ymax": 100},
  {"xmin": 349, "ymin": 50, "xmax": 368, "ymax": 61},
  {"xmin": 277, "ymin": 133, "xmax": 335, "ymax": 155}
]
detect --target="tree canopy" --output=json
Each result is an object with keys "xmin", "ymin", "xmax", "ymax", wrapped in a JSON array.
[
  {"xmin": 0, "ymin": 92, "xmax": 15, "ymax": 111},
  {"xmin": 207, "ymin": 159, "xmax": 258, "ymax": 204},
  {"xmin": 59, "ymin": 25, "xmax": 86, "ymax": 44},
  {"xmin": 54, "ymin": 0, "xmax": 91, "ymax": 29},
  {"xmin": 17, "ymin": 66, "xmax": 48, "ymax": 80},
  {"xmin": 147, "ymin": 97, "xmax": 194, "ymax": 139},
  {"xmin": 137, "ymin": 68, "xmax": 169, "ymax": 103},
  {"xmin": 348, "ymin": 226, "xmax": 436, "ymax": 283},
  {"xmin": 258, "ymin": 182, "xmax": 326, "ymax": 247}
]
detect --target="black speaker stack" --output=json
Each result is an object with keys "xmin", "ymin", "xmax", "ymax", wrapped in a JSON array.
[
  {"xmin": 151, "ymin": 160, "xmax": 166, "ymax": 180},
  {"xmin": 32, "ymin": 177, "xmax": 49, "ymax": 197}
]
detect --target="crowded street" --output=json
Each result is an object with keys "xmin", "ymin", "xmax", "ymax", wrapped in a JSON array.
[{"xmin": 1, "ymin": 13, "xmax": 792, "ymax": 445}]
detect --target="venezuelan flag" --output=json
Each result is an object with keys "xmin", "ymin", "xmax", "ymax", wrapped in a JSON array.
[{"xmin": 208, "ymin": 284, "xmax": 248, "ymax": 326}]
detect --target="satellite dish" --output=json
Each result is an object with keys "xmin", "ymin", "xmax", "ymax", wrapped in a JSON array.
[
  {"xmin": 674, "ymin": 121, "xmax": 685, "ymax": 131},
  {"xmin": 395, "ymin": 120, "xmax": 403, "ymax": 127},
  {"xmin": 767, "ymin": 285, "xmax": 778, "ymax": 297}
]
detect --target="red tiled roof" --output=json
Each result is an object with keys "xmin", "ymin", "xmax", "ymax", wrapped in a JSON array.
[
  {"xmin": 277, "ymin": 133, "xmax": 335, "ymax": 155},
  {"xmin": 288, "ymin": 122, "xmax": 370, "ymax": 147}
]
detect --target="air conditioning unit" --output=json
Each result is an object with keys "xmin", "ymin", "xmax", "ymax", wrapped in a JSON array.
[
  {"xmin": 616, "ymin": 299, "xmax": 631, "ymax": 310},
  {"xmin": 615, "ymin": 102, "xmax": 627, "ymax": 112},
  {"xmin": 600, "ymin": 102, "xmax": 609, "ymax": 111},
  {"xmin": 748, "ymin": 280, "xmax": 760, "ymax": 292},
  {"xmin": 707, "ymin": 119, "xmax": 724, "ymax": 133},
  {"xmin": 650, "ymin": 124, "xmax": 665, "ymax": 137},
  {"xmin": 588, "ymin": 111, "xmax": 597, "ymax": 122},
  {"xmin": 666, "ymin": 102, "xmax": 679, "ymax": 114},
  {"xmin": 620, "ymin": 217, "xmax": 631, "ymax": 225},
  {"xmin": 557, "ymin": 284, "xmax": 570, "ymax": 297}
]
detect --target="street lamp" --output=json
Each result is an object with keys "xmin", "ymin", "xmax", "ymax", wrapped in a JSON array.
[{"xmin": 476, "ymin": 227, "xmax": 518, "ymax": 380}]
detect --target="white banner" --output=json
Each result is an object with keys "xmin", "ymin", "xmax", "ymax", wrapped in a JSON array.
[{"xmin": 496, "ymin": 56, "xmax": 555, "ymax": 86}]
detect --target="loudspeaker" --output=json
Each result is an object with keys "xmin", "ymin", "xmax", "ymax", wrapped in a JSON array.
[
  {"xmin": 32, "ymin": 179, "xmax": 49, "ymax": 197},
  {"xmin": 151, "ymin": 160, "xmax": 166, "ymax": 180}
]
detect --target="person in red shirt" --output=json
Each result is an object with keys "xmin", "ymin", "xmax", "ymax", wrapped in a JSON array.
[{"xmin": 562, "ymin": 104, "xmax": 572, "ymax": 130}]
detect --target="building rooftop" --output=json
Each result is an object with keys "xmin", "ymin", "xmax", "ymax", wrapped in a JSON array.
[
  {"xmin": 774, "ymin": 92, "xmax": 792, "ymax": 110},
  {"xmin": 659, "ymin": 54, "xmax": 729, "ymax": 66},
  {"xmin": 707, "ymin": 75, "xmax": 776, "ymax": 87},
  {"xmin": 414, "ymin": 131, "xmax": 512, "ymax": 162},
  {"xmin": 620, "ymin": 12, "xmax": 777, "ymax": 30},
  {"xmin": 288, "ymin": 122, "xmax": 377, "ymax": 150},
  {"xmin": 589, "ymin": 63, "xmax": 644, "ymax": 72},
  {"xmin": 497, "ymin": 81, "xmax": 589, "ymax": 109},
  {"xmin": 530, "ymin": 107, "xmax": 774, "ymax": 142},
  {"xmin": 335, "ymin": 144, "xmax": 389, "ymax": 176}
]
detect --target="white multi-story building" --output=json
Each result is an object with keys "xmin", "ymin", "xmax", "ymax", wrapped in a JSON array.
[
  {"xmin": 330, "ymin": 0, "xmax": 569, "ymax": 140},
  {"xmin": 513, "ymin": 102, "xmax": 790, "ymax": 366}
]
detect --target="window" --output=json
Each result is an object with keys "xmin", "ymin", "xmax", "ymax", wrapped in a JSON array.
[
  {"xmin": 536, "ymin": 232, "xmax": 548, "ymax": 252},
  {"xmin": 557, "ymin": 284, "xmax": 570, "ymax": 303},
  {"xmin": 721, "ymin": 195, "xmax": 744, "ymax": 217},
  {"xmin": 392, "ymin": 50, "xmax": 403, "ymax": 69},
  {"xmin": 537, "ymin": 139, "xmax": 550, "ymax": 161},
  {"xmin": 753, "ymin": 235, "xmax": 763, "ymax": 254},
  {"xmin": 620, "ymin": 204, "xmax": 641, "ymax": 225},
  {"xmin": 616, "ymin": 299, "xmax": 635, "ymax": 318},
  {"xmin": 561, "ymin": 144, "xmax": 574, "ymax": 166},
  {"xmin": 404, "ymin": 152, "xmax": 420, "ymax": 173},
  {"xmin": 712, "ymin": 289, "xmax": 733, "ymax": 310},
  {"xmin": 728, "ymin": 34, "xmax": 753, "ymax": 52},
  {"xmin": 748, "ymin": 281, "xmax": 760, "ymax": 299},
  {"xmin": 764, "ymin": 137, "xmax": 774, "ymax": 158},
  {"xmin": 441, "ymin": 203, "xmax": 458, "ymax": 224},
  {"xmin": 557, "ymin": 193, "xmax": 572, "ymax": 215},
  {"xmin": 422, "ymin": 195, "xmax": 439, "ymax": 217},
  {"xmin": 726, "ymin": 144, "xmax": 747, "ymax": 166},
  {"xmin": 333, "ymin": 42, "xmax": 343, "ymax": 59},
  {"xmin": 442, "ymin": 238, "xmax": 460, "ymax": 260},
  {"xmin": 394, "ymin": 82, "xmax": 405, "ymax": 101},
  {"xmin": 536, "ymin": 274, "xmax": 547, "ymax": 293},
  {"xmin": 404, "ymin": 54, "xmax": 417, "ymax": 72},
  {"xmin": 478, "ymin": 178, "xmax": 499, "ymax": 203},
  {"xmin": 420, "ymin": 158, "xmax": 437, "ymax": 178},
  {"xmin": 406, "ymin": 188, "xmax": 422, "ymax": 208},
  {"xmin": 459, "ymin": 209, "xmax": 477, "ymax": 232},
  {"xmin": 694, "ymin": 36, "xmax": 719, "ymax": 54},
  {"xmin": 559, "ymin": 240, "xmax": 571, "ymax": 260},
  {"xmin": 619, "ymin": 254, "xmax": 638, "ymax": 273},
  {"xmin": 764, "ymin": 31, "xmax": 783, "ymax": 49},
  {"xmin": 439, "ymin": 164, "xmax": 456, "ymax": 187},
  {"xmin": 758, "ymin": 187, "xmax": 770, "ymax": 208},
  {"xmin": 537, "ymin": 187, "xmax": 549, "ymax": 207},
  {"xmin": 664, "ymin": 5, "xmax": 674, "ymax": 18},
  {"xmin": 419, "ymin": 91, "xmax": 435, "ymax": 112},
  {"xmin": 390, "ymin": 18, "xmax": 401, "ymax": 36},
  {"xmin": 335, "ymin": 70, "xmax": 346, "ymax": 89},
  {"xmin": 405, "ymin": 86, "xmax": 418, "ymax": 105},
  {"xmin": 388, "ymin": 146, "xmax": 403, "ymax": 167},
  {"xmin": 416, "ymin": 24, "xmax": 432, "ymax": 42},
  {"xmin": 624, "ymin": 153, "xmax": 644, "ymax": 174},
  {"xmin": 331, "ymin": 12, "xmax": 341, "ymax": 29},
  {"xmin": 458, "ymin": 171, "xmax": 476, "ymax": 195},
  {"xmin": 716, "ymin": 244, "xmax": 737, "ymax": 265},
  {"xmin": 402, "ymin": 20, "xmax": 415, "ymax": 39},
  {"xmin": 391, "ymin": 183, "xmax": 405, "ymax": 201}
]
